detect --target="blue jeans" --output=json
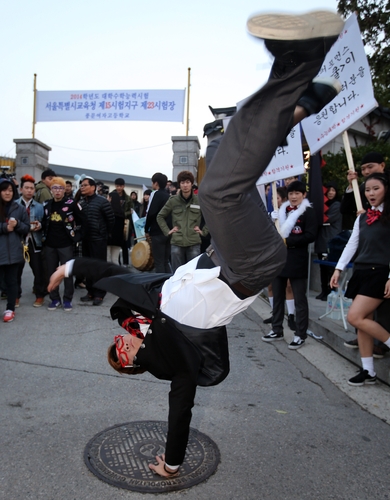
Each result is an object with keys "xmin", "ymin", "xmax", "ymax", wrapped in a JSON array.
[{"xmin": 171, "ymin": 244, "xmax": 201, "ymax": 272}]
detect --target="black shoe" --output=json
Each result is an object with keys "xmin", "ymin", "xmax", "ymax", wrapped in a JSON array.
[
  {"xmin": 373, "ymin": 346, "xmax": 386, "ymax": 359},
  {"xmin": 297, "ymin": 77, "xmax": 341, "ymax": 116},
  {"xmin": 287, "ymin": 314, "xmax": 296, "ymax": 331},
  {"xmin": 80, "ymin": 294, "xmax": 93, "ymax": 302},
  {"xmin": 93, "ymin": 297, "xmax": 103, "ymax": 306},
  {"xmin": 263, "ymin": 315, "xmax": 273, "ymax": 324},
  {"xmin": 344, "ymin": 339, "xmax": 359, "ymax": 349},
  {"xmin": 315, "ymin": 291, "xmax": 328, "ymax": 301},
  {"xmin": 262, "ymin": 331, "xmax": 284, "ymax": 342},
  {"xmin": 348, "ymin": 369, "xmax": 377, "ymax": 387},
  {"xmin": 288, "ymin": 336, "xmax": 305, "ymax": 350}
]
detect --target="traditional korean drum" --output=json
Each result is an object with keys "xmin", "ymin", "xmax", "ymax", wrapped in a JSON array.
[{"xmin": 131, "ymin": 239, "xmax": 154, "ymax": 271}]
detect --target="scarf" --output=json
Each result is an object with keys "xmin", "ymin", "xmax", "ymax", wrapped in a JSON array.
[{"xmin": 279, "ymin": 199, "xmax": 311, "ymax": 238}]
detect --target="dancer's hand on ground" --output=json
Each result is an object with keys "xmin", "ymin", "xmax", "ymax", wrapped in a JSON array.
[
  {"xmin": 48, "ymin": 265, "xmax": 66, "ymax": 292},
  {"xmin": 149, "ymin": 454, "xmax": 179, "ymax": 477}
]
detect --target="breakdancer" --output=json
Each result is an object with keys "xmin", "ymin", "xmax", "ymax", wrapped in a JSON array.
[{"xmin": 49, "ymin": 10, "xmax": 344, "ymax": 478}]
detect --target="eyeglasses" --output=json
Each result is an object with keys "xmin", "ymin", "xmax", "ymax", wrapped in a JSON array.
[
  {"xmin": 51, "ymin": 186, "xmax": 65, "ymax": 191},
  {"xmin": 114, "ymin": 335, "xmax": 133, "ymax": 368}
]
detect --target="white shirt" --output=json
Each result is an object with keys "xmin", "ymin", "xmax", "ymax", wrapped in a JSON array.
[
  {"xmin": 160, "ymin": 255, "xmax": 257, "ymax": 329},
  {"xmin": 65, "ymin": 256, "xmax": 258, "ymax": 329}
]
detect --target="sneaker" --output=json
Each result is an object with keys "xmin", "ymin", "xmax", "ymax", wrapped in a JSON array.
[
  {"xmin": 92, "ymin": 297, "xmax": 103, "ymax": 306},
  {"xmin": 287, "ymin": 314, "xmax": 297, "ymax": 331},
  {"xmin": 247, "ymin": 11, "xmax": 344, "ymax": 41},
  {"xmin": 297, "ymin": 77, "xmax": 341, "ymax": 116},
  {"xmin": 263, "ymin": 315, "xmax": 273, "ymax": 324},
  {"xmin": 33, "ymin": 298, "xmax": 44, "ymax": 307},
  {"xmin": 348, "ymin": 369, "xmax": 377, "ymax": 387},
  {"xmin": 344, "ymin": 338, "xmax": 359, "ymax": 349},
  {"xmin": 48, "ymin": 300, "xmax": 61, "ymax": 311},
  {"xmin": 373, "ymin": 346, "xmax": 385, "ymax": 359},
  {"xmin": 63, "ymin": 301, "xmax": 73, "ymax": 312},
  {"xmin": 3, "ymin": 310, "xmax": 15, "ymax": 322},
  {"xmin": 80, "ymin": 294, "xmax": 93, "ymax": 302},
  {"xmin": 15, "ymin": 298, "xmax": 20, "ymax": 308},
  {"xmin": 262, "ymin": 331, "xmax": 284, "ymax": 342},
  {"xmin": 288, "ymin": 336, "xmax": 305, "ymax": 350}
]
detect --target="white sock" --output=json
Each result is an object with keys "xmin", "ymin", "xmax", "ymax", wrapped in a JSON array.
[
  {"xmin": 269, "ymin": 297, "xmax": 274, "ymax": 310},
  {"xmin": 361, "ymin": 357, "xmax": 375, "ymax": 377},
  {"xmin": 286, "ymin": 299, "xmax": 295, "ymax": 315},
  {"xmin": 383, "ymin": 337, "xmax": 390, "ymax": 348}
]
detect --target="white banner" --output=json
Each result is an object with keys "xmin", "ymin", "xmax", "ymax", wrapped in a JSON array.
[
  {"xmin": 35, "ymin": 89, "xmax": 186, "ymax": 122},
  {"xmin": 301, "ymin": 14, "xmax": 378, "ymax": 153},
  {"xmin": 256, "ymin": 126, "xmax": 305, "ymax": 185}
]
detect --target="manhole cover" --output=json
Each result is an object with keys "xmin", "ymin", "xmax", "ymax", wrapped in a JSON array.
[{"xmin": 84, "ymin": 421, "xmax": 220, "ymax": 493}]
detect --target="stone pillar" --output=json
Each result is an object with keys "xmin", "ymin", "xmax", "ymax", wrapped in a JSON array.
[
  {"xmin": 13, "ymin": 138, "xmax": 52, "ymax": 182},
  {"xmin": 171, "ymin": 136, "xmax": 200, "ymax": 183}
]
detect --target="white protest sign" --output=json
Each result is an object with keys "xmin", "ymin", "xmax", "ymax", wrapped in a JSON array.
[
  {"xmin": 256, "ymin": 126, "xmax": 305, "ymax": 185},
  {"xmin": 36, "ymin": 89, "xmax": 185, "ymax": 122},
  {"xmin": 301, "ymin": 14, "xmax": 378, "ymax": 153}
]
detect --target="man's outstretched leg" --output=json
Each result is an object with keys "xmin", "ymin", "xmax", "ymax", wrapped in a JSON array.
[{"xmin": 198, "ymin": 11, "xmax": 344, "ymax": 295}]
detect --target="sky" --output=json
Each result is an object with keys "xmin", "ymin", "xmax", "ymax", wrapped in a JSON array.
[{"xmin": 1, "ymin": 0, "xmax": 338, "ymax": 181}]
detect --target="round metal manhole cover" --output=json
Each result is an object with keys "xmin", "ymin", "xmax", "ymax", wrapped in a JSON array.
[{"xmin": 84, "ymin": 421, "xmax": 220, "ymax": 493}]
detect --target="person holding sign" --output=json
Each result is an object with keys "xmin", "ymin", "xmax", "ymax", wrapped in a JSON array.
[
  {"xmin": 330, "ymin": 172, "xmax": 390, "ymax": 386},
  {"xmin": 340, "ymin": 152, "xmax": 386, "ymax": 229},
  {"xmin": 49, "ymin": 10, "xmax": 345, "ymax": 477}
]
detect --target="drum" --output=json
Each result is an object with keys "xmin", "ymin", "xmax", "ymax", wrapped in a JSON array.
[{"xmin": 131, "ymin": 239, "xmax": 154, "ymax": 271}]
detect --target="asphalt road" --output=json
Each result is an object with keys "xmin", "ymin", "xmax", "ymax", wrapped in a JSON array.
[{"xmin": 1, "ymin": 268, "xmax": 389, "ymax": 500}]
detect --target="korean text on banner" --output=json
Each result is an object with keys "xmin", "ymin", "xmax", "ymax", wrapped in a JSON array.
[
  {"xmin": 256, "ymin": 126, "xmax": 305, "ymax": 185},
  {"xmin": 35, "ymin": 89, "xmax": 186, "ymax": 123},
  {"xmin": 301, "ymin": 14, "xmax": 378, "ymax": 154}
]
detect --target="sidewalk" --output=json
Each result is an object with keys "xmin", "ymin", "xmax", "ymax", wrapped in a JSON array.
[{"xmin": 251, "ymin": 292, "xmax": 390, "ymax": 425}]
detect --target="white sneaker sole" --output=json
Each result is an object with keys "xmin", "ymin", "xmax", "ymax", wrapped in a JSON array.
[{"xmin": 247, "ymin": 11, "xmax": 344, "ymax": 41}]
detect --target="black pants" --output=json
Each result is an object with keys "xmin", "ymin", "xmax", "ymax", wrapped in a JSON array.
[
  {"xmin": 150, "ymin": 233, "xmax": 171, "ymax": 274},
  {"xmin": 0, "ymin": 263, "xmax": 19, "ymax": 311},
  {"xmin": 82, "ymin": 238, "xmax": 108, "ymax": 298},
  {"xmin": 272, "ymin": 276, "xmax": 308, "ymax": 339},
  {"xmin": 46, "ymin": 246, "xmax": 74, "ymax": 302},
  {"xmin": 17, "ymin": 240, "xmax": 47, "ymax": 299}
]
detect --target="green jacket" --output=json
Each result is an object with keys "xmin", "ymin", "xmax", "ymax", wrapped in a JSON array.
[
  {"xmin": 34, "ymin": 181, "xmax": 53, "ymax": 204},
  {"xmin": 157, "ymin": 193, "xmax": 208, "ymax": 247}
]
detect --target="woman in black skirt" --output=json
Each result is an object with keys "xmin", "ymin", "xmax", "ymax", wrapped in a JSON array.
[{"xmin": 330, "ymin": 172, "xmax": 390, "ymax": 386}]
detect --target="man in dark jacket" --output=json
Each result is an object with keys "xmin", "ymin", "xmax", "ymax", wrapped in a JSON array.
[
  {"xmin": 262, "ymin": 181, "xmax": 318, "ymax": 349},
  {"xmin": 79, "ymin": 176, "xmax": 115, "ymax": 305},
  {"xmin": 145, "ymin": 172, "xmax": 171, "ymax": 273},
  {"xmin": 42, "ymin": 177, "xmax": 84, "ymax": 312}
]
